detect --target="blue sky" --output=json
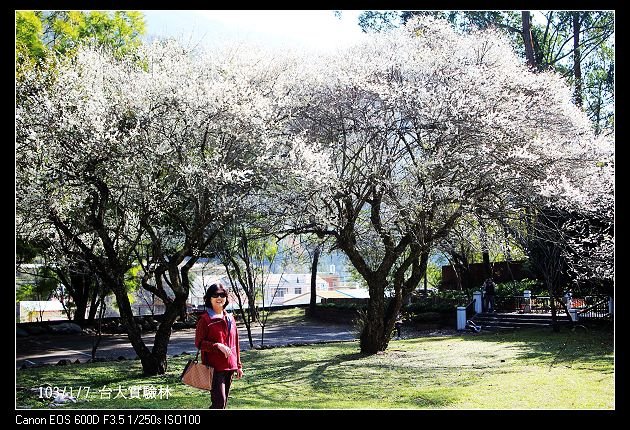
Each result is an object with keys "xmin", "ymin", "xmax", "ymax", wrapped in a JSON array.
[{"xmin": 142, "ymin": 10, "xmax": 367, "ymax": 52}]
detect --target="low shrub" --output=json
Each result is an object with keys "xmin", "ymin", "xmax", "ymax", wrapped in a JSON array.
[{"xmin": 410, "ymin": 311, "xmax": 442, "ymax": 323}]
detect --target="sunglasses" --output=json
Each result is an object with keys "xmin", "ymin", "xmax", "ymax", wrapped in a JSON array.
[{"xmin": 210, "ymin": 293, "xmax": 227, "ymax": 298}]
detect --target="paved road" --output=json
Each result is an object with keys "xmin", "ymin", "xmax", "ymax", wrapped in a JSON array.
[{"xmin": 15, "ymin": 322, "xmax": 357, "ymax": 368}]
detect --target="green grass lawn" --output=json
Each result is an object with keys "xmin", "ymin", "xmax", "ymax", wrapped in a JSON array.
[
  {"xmin": 16, "ymin": 325, "xmax": 613, "ymax": 410},
  {"xmin": 257, "ymin": 307, "xmax": 308, "ymax": 326}
]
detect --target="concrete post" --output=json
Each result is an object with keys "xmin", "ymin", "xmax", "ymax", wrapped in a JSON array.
[
  {"xmin": 609, "ymin": 297, "xmax": 614, "ymax": 316},
  {"xmin": 523, "ymin": 290, "xmax": 531, "ymax": 313},
  {"xmin": 473, "ymin": 291, "xmax": 483, "ymax": 314},
  {"xmin": 569, "ymin": 308, "xmax": 579, "ymax": 322},
  {"xmin": 457, "ymin": 306, "xmax": 466, "ymax": 330},
  {"xmin": 564, "ymin": 292, "xmax": 572, "ymax": 309}
]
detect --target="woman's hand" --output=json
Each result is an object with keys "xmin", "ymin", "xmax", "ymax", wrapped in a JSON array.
[
  {"xmin": 235, "ymin": 368, "xmax": 244, "ymax": 379},
  {"xmin": 215, "ymin": 343, "xmax": 232, "ymax": 358}
]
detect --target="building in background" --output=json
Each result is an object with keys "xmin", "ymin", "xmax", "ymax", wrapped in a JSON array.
[{"xmin": 16, "ymin": 299, "xmax": 66, "ymax": 322}]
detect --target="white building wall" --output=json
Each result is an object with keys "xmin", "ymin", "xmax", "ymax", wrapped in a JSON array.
[{"xmin": 263, "ymin": 274, "xmax": 328, "ymax": 305}]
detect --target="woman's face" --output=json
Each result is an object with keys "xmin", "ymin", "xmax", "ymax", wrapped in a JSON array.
[{"xmin": 210, "ymin": 291, "xmax": 227, "ymax": 308}]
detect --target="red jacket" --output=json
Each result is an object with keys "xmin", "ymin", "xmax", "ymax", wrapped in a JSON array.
[{"xmin": 195, "ymin": 311, "xmax": 242, "ymax": 372}]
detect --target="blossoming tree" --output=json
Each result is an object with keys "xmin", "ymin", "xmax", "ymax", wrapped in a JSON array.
[
  {"xmin": 16, "ymin": 16, "xmax": 612, "ymax": 361},
  {"xmin": 286, "ymin": 17, "xmax": 608, "ymax": 353},
  {"xmin": 16, "ymin": 40, "xmax": 325, "ymax": 374}
]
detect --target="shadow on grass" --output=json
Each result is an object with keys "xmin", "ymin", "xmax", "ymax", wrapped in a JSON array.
[
  {"xmin": 458, "ymin": 325, "xmax": 614, "ymax": 368},
  {"xmin": 237, "ymin": 348, "xmax": 458, "ymax": 408},
  {"xmin": 18, "ymin": 349, "xmax": 460, "ymax": 409},
  {"xmin": 20, "ymin": 322, "xmax": 612, "ymax": 409},
  {"xmin": 241, "ymin": 350, "xmax": 367, "ymax": 387},
  {"xmin": 16, "ymin": 359, "xmax": 185, "ymax": 409}
]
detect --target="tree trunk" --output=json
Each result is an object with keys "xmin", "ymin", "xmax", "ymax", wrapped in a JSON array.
[
  {"xmin": 149, "ymin": 295, "xmax": 187, "ymax": 374},
  {"xmin": 70, "ymin": 273, "xmax": 89, "ymax": 322},
  {"xmin": 91, "ymin": 296, "xmax": 105, "ymax": 360},
  {"xmin": 573, "ymin": 12, "xmax": 583, "ymax": 107},
  {"xmin": 359, "ymin": 249, "xmax": 428, "ymax": 353},
  {"xmin": 382, "ymin": 250, "xmax": 428, "ymax": 348},
  {"xmin": 239, "ymin": 234, "xmax": 258, "ymax": 324},
  {"xmin": 548, "ymin": 281, "xmax": 560, "ymax": 333},
  {"xmin": 522, "ymin": 11, "xmax": 537, "ymax": 69},
  {"xmin": 359, "ymin": 276, "xmax": 387, "ymax": 353},
  {"xmin": 594, "ymin": 80, "xmax": 602, "ymax": 135},
  {"xmin": 309, "ymin": 244, "xmax": 321, "ymax": 313},
  {"xmin": 478, "ymin": 220, "xmax": 492, "ymax": 280},
  {"xmin": 73, "ymin": 297, "xmax": 87, "ymax": 322},
  {"xmin": 87, "ymin": 287, "xmax": 99, "ymax": 322},
  {"xmin": 504, "ymin": 226, "xmax": 512, "ymax": 261},
  {"xmin": 109, "ymin": 276, "xmax": 155, "ymax": 374},
  {"xmin": 260, "ymin": 325, "xmax": 265, "ymax": 348},
  {"xmin": 482, "ymin": 250, "xmax": 491, "ymax": 279},
  {"xmin": 234, "ymin": 303, "xmax": 254, "ymax": 348},
  {"xmin": 462, "ymin": 266, "xmax": 471, "ymax": 291},
  {"xmin": 224, "ymin": 255, "xmax": 256, "ymax": 348}
]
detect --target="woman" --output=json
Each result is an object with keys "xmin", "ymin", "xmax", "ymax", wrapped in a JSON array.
[{"xmin": 195, "ymin": 283, "xmax": 243, "ymax": 409}]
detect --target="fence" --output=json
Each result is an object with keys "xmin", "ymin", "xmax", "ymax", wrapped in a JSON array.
[
  {"xmin": 494, "ymin": 294, "xmax": 611, "ymax": 319},
  {"xmin": 575, "ymin": 296, "xmax": 611, "ymax": 319}
]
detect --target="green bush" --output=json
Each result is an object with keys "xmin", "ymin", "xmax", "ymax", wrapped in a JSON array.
[
  {"xmin": 404, "ymin": 299, "xmax": 460, "ymax": 316},
  {"xmin": 411, "ymin": 311, "xmax": 442, "ymax": 323},
  {"xmin": 431, "ymin": 290, "xmax": 471, "ymax": 301},
  {"xmin": 317, "ymin": 302, "xmax": 366, "ymax": 311},
  {"xmin": 495, "ymin": 279, "xmax": 544, "ymax": 297}
]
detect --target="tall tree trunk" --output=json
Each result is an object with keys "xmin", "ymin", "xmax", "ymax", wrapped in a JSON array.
[
  {"xmin": 462, "ymin": 265, "xmax": 471, "ymax": 291},
  {"xmin": 91, "ymin": 295, "xmax": 106, "ymax": 360},
  {"xmin": 309, "ymin": 244, "xmax": 321, "ymax": 313},
  {"xmin": 151, "ymin": 294, "xmax": 187, "ymax": 374},
  {"xmin": 383, "ymin": 249, "xmax": 428, "ymax": 343},
  {"xmin": 225, "ymin": 258, "xmax": 256, "ymax": 348},
  {"xmin": 87, "ymin": 286, "xmax": 99, "ymax": 321},
  {"xmin": 504, "ymin": 226, "xmax": 512, "ymax": 261},
  {"xmin": 480, "ymin": 223, "xmax": 491, "ymax": 279},
  {"xmin": 573, "ymin": 12, "xmax": 583, "ymax": 107},
  {"xmin": 360, "ymin": 250, "xmax": 428, "ymax": 353},
  {"xmin": 360, "ymin": 276, "xmax": 387, "ymax": 353},
  {"xmin": 108, "ymin": 276, "xmax": 156, "ymax": 374},
  {"xmin": 144, "ymin": 259, "xmax": 196, "ymax": 373},
  {"xmin": 594, "ymin": 80, "xmax": 602, "ymax": 135},
  {"xmin": 548, "ymin": 280, "xmax": 560, "ymax": 333},
  {"xmin": 522, "ymin": 11, "xmax": 537, "ymax": 69},
  {"xmin": 423, "ymin": 273, "xmax": 427, "ymax": 295},
  {"xmin": 482, "ymin": 251, "xmax": 491, "ymax": 279},
  {"xmin": 242, "ymin": 311, "xmax": 254, "ymax": 348},
  {"xmin": 70, "ymin": 272, "xmax": 88, "ymax": 322},
  {"xmin": 239, "ymin": 233, "xmax": 257, "ymax": 323}
]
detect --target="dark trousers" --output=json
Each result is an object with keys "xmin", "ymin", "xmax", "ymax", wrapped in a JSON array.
[
  {"xmin": 210, "ymin": 371, "xmax": 234, "ymax": 409},
  {"xmin": 484, "ymin": 295, "xmax": 495, "ymax": 312}
]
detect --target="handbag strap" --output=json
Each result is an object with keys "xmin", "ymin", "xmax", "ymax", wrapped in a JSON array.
[{"xmin": 194, "ymin": 348, "xmax": 200, "ymax": 362}]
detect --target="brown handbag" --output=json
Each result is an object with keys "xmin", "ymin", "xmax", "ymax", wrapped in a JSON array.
[{"xmin": 181, "ymin": 350, "xmax": 214, "ymax": 391}]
